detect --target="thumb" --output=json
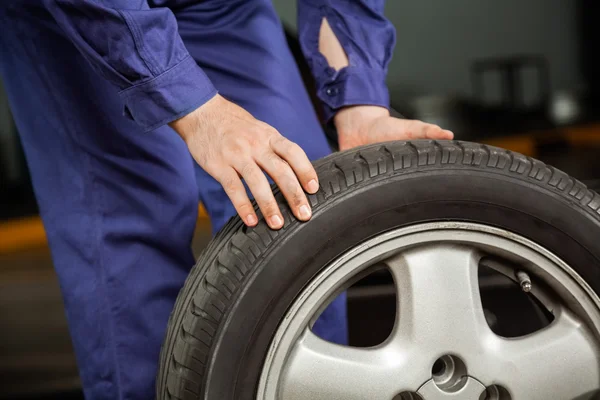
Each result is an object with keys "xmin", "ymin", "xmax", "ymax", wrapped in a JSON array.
[{"xmin": 380, "ymin": 118, "xmax": 453, "ymax": 141}]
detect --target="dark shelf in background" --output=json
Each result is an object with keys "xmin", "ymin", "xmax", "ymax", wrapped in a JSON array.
[{"xmin": 1, "ymin": 183, "xmax": 38, "ymax": 221}]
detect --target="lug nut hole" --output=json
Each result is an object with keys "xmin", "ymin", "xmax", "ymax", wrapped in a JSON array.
[
  {"xmin": 392, "ymin": 392, "xmax": 423, "ymax": 400},
  {"xmin": 431, "ymin": 355, "xmax": 468, "ymax": 392},
  {"xmin": 479, "ymin": 385, "xmax": 511, "ymax": 400}
]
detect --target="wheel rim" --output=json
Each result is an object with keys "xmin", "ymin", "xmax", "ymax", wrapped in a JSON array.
[{"xmin": 256, "ymin": 222, "xmax": 600, "ymax": 400}]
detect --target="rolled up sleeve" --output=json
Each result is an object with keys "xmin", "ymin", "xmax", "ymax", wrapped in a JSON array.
[
  {"xmin": 43, "ymin": 0, "xmax": 217, "ymax": 131},
  {"xmin": 298, "ymin": 0, "xmax": 396, "ymax": 121}
]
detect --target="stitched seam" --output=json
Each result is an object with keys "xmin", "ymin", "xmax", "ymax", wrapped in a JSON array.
[
  {"xmin": 332, "ymin": 66, "xmax": 386, "ymax": 79},
  {"xmin": 92, "ymin": 158, "xmax": 124, "ymax": 400},
  {"xmin": 15, "ymin": 23, "xmax": 125, "ymax": 400},
  {"xmin": 119, "ymin": 10, "xmax": 160, "ymax": 77},
  {"xmin": 119, "ymin": 55, "xmax": 195, "ymax": 97},
  {"xmin": 128, "ymin": 10, "xmax": 163, "ymax": 74}
]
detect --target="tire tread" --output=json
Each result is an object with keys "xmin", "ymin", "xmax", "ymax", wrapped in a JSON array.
[{"xmin": 157, "ymin": 140, "xmax": 600, "ymax": 399}]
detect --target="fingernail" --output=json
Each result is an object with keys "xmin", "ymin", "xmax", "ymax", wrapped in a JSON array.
[
  {"xmin": 307, "ymin": 179, "xmax": 319, "ymax": 193},
  {"xmin": 246, "ymin": 214, "xmax": 257, "ymax": 226},
  {"xmin": 299, "ymin": 204, "xmax": 311, "ymax": 220},
  {"xmin": 269, "ymin": 215, "xmax": 283, "ymax": 228}
]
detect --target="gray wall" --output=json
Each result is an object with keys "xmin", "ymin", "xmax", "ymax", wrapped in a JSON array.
[{"xmin": 273, "ymin": 0, "xmax": 583, "ymax": 102}]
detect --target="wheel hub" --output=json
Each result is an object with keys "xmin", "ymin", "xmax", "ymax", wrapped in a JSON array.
[
  {"xmin": 395, "ymin": 352, "xmax": 514, "ymax": 399},
  {"xmin": 413, "ymin": 354, "xmax": 492, "ymax": 399},
  {"xmin": 417, "ymin": 377, "xmax": 485, "ymax": 399},
  {"xmin": 257, "ymin": 222, "xmax": 600, "ymax": 400}
]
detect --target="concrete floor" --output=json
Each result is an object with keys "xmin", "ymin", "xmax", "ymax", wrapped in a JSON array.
[
  {"xmin": 0, "ymin": 219, "xmax": 213, "ymax": 399},
  {"xmin": 0, "ymin": 247, "xmax": 79, "ymax": 397}
]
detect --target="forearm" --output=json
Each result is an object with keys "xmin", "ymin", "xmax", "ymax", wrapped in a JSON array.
[
  {"xmin": 318, "ymin": 17, "xmax": 349, "ymax": 71},
  {"xmin": 316, "ymin": 13, "xmax": 390, "ymax": 134},
  {"xmin": 297, "ymin": 0, "xmax": 396, "ymax": 121}
]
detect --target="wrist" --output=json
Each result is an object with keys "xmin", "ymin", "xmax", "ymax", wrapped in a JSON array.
[
  {"xmin": 169, "ymin": 93, "xmax": 220, "ymax": 142},
  {"xmin": 169, "ymin": 107, "xmax": 198, "ymax": 142},
  {"xmin": 333, "ymin": 105, "xmax": 389, "ymax": 136}
]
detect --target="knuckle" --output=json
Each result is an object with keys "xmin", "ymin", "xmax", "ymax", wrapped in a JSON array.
[
  {"xmin": 240, "ymin": 161, "xmax": 257, "ymax": 177},
  {"xmin": 262, "ymin": 148, "xmax": 277, "ymax": 161},
  {"xmin": 269, "ymin": 132, "xmax": 286, "ymax": 147},
  {"xmin": 225, "ymin": 143, "xmax": 246, "ymax": 160},
  {"xmin": 230, "ymin": 136, "xmax": 246, "ymax": 149},
  {"xmin": 275, "ymin": 165, "xmax": 295, "ymax": 183},
  {"xmin": 409, "ymin": 120, "xmax": 423, "ymax": 129},
  {"xmin": 281, "ymin": 176, "xmax": 304, "ymax": 204},
  {"xmin": 259, "ymin": 152, "xmax": 285, "ymax": 175},
  {"xmin": 262, "ymin": 200, "xmax": 280, "ymax": 217},
  {"xmin": 220, "ymin": 175, "xmax": 239, "ymax": 194},
  {"xmin": 237, "ymin": 202, "xmax": 255, "ymax": 215},
  {"xmin": 266, "ymin": 125, "xmax": 281, "ymax": 137},
  {"xmin": 267, "ymin": 151, "xmax": 286, "ymax": 168},
  {"xmin": 246, "ymin": 134, "xmax": 259, "ymax": 149},
  {"xmin": 281, "ymin": 141, "xmax": 302, "ymax": 160},
  {"xmin": 299, "ymin": 161, "xmax": 316, "ymax": 177},
  {"xmin": 288, "ymin": 141, "xmax": 302, "ymax": 154},
  {"xmin": 289, "ymin": 186, "xmax": 305, "ymax": 206}
]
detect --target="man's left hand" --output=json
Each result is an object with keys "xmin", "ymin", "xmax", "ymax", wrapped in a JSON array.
[{"xmin": 334, "ymin": 105, "xmax": 454, "ymax": 151}]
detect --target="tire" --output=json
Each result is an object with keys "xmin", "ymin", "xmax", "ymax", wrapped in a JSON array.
[{"xmin": 156, "ymin": 140, "xmax": 600, "ymax": 399}]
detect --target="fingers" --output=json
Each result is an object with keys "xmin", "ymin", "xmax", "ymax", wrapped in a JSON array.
[
  {"xmin": 214, "ymin": 134, "xmax": 319, "ymax": 230},
  {"xmin": 383, "ymin": 119, "xmax": 453, "ymax": 140},
  {"xmin": 235, "ymin": 159, "xmax": 285, "ymax": 230},
  {"xmin": 422, "ymin": 122, "xmax": 454, "ymax": 140},
  {"xmin": 409, "ymin": 120, "xmax": 454, "ymax": 140},
  {"xmin": 216, "ymin": 168, "xmax": 258, "ymax": 227},
  {"xmin": 256, "ymin": 149, "xmax": 313, "ymax": 223},
  {"xmin": 185, "ymin": 96, "xmax": 318, "ymax": 230},
  {"xmin": 270, "ymin": 136, "xmax": 319, "ymax": 194}
]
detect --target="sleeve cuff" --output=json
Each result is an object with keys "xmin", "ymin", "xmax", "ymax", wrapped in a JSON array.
[
  {"xmin": 119, "ymin": 56, "xmax": 217, "ymax": 132},
  {"xmin": 317, "ymin": 66, "xmax": 390, "ymax": 122}
]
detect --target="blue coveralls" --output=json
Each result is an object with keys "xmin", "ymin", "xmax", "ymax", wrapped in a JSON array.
[{"xmin": 0, "ymin": 1, "xmax": 395, "ymax": 399}]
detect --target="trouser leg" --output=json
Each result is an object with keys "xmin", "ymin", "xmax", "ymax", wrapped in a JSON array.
[{"xmin": 0, "ymin": 7, "xmax": 199, "ymax": 399}]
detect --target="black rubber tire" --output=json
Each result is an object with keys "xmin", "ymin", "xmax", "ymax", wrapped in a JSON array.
[{"xmin": 156, "ymin": 140, "xmax": 600, "ymax": 399}]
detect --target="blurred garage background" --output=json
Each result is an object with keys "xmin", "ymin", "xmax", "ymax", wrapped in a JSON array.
[{"xmin": 2, "ymin": 0, "xmax": 600, "ymax": 398}]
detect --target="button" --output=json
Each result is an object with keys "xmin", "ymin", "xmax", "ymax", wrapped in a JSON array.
[{"xmin": 326, "ymin": 87, "xmax": 339, "ymax": 96}]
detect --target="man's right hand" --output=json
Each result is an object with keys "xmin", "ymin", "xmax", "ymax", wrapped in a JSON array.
[{"xmin": 169, "ymin": 94, "xmax": 319, "ymax": 230}]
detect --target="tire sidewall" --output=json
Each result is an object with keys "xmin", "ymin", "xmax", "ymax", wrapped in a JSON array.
[{"xmin": 204, "ymin": 168, "xmax": 600, "ymax": 399}]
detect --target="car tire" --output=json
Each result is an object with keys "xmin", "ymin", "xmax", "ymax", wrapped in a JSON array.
[{"xmin": 156, "ymin": 140, "xmax": 600, "ymax": 399}]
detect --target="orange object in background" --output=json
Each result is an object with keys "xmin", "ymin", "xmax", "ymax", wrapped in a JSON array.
[
  {"xmin": 0, "ymin": 204, "xmax": 209, "ymax": 255},
  {"xmin": 0, "ymin": 216, "xmax": 46, "ymax": 254}
]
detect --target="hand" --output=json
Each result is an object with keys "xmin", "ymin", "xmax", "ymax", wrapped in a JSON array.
[
  {"xmin": 170, "ymin": 94, "xmax": 319, "ymax": 230},
  {"xmin": 334, "ymin": 105, "xmax": 454, "ymax": 151}
]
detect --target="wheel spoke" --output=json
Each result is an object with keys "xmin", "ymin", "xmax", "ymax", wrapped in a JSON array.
[
  {"xmin": 279, "ymin": 329, "xmax": 419, "ymax": 399},
  {"xmin": 259, "ymin": 223, "xmax": 600, "ymax": 400},
  {"xmin": 385, "ymin": 244, "xmax": 490, "ymax": 352},
  {"xmin": 492, "ymin": 308, "xmax": 600, "ymax": 399}
]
